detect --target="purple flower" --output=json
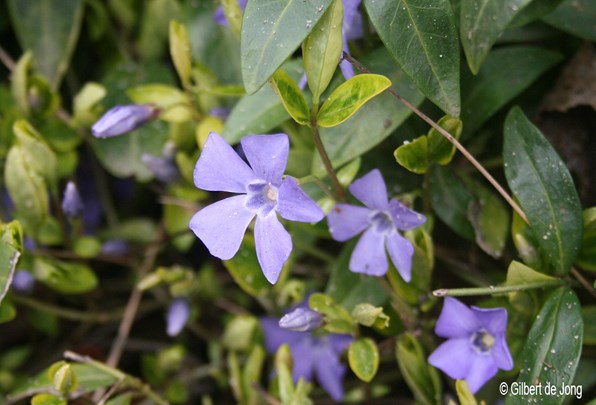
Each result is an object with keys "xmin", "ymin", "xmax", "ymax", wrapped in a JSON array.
[
  {"xmin": 279, "ymin": 307, "xmax": 324, "ymax": 332},
  {"xmin": 141, "ymin": 154, "xmax": 179, "ymax": 183},
  {"xmin": 428, "ymin": 297, "xmax": 514, "ymax": 393},
  {"xmin": 92, "ymin": 104, "xmax": 158, "ymax": 138},
  {"xmin": 327, "ymin": 169, "xmax": 425, "ymax": 281},
  {"xmin": 166, "ymin": 298, "xmax": 190, "ymax": 337},
  {"xmin": 100, "ymin": 240, "xmax": 129, "ymax": 256},
  {"xmin": 261, "ymin": 315, "xmax": 353, "ymax": 401},
  {"xmin": 12, "ymin": 270, "xmax": 35, "ymax": 294},
  {"xmin": 190, "ymin": 132, "xmax": 324, "ymax": 284},
  {"xmin": 62, "ymin": 181, "xmax": 84, "ymax": 218},
  {"xmin": 214, "ymin": 0, "xmax": 248, "ymax": 26},
  {"xmin": 339, "ymin": 0, "xmax": 363, "ymax": 80}
]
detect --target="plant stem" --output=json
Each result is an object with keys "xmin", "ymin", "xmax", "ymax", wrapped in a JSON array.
[
  {"xmin": 343, "ymin": 53, "xmax": 529, "ymax": 225},
  {"xmin": 432, "ymin": 279, "xmax": 567, "ymax": 297},
  {"xmin": 570, "ymin": 267, "xmax": 596, "ymax": 300},
  {"xmin": 309, "ymin": 118, "xmax": 345, "ymax": 201}
]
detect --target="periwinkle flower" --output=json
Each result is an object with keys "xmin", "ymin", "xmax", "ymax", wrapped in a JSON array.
[
  {"xmin": 61, "ymin": 181, "xmax": 84, "ymax": 218},
  {"xmin": 12, "ymin": 270, "xmax": 35, "ymax": 294},
  {"xmin": 189, "ymin": 132, "xmax": 324, "ymax": 284},
  {"xmin": 141, "ymin": 143, "xmax": 180, "ymax": 183},
  {"xmin": 327, "ymin": 169, "xmax": 425, "ymax": 281},
  {"xmin": 261, "ymin": 314, "xmax": 353, "ymax": 401},
  {"xmin": 92, "ymin": 104, "xmax": 158, "ymax": 138},
  {"xmin": 279, "ymin": 307, "xmax": 324, "ymax": 332},
  {"xmin": 166, "ymin": 298, "xmax": 191, "ymax": 337},
  {"xmin": 428, "ymin": 297, "xmax": 514, "ymax": 393}
]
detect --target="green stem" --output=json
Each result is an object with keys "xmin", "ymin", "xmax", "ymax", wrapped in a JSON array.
[
  {"xmin": 309, "ymin": 118, "xmax": 345, "ymax": 201},
  {"xmin": 63, "ymin": 351, "xmax": 169, "ymax": 405},
  {"xmin": 432, "ymin": 279, "xmax": 567, "ymax": 297}
]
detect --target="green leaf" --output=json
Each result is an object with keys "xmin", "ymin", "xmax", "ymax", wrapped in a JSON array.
[
  {"xmin": 0, "ymin": 221, "xmax": 23, "ymax": 306},
  {"xmin": 0, "ymin": 300, "xmax": 17, "ymax": 324},
  {"xmin": 543, "ymin": 0, "xmax": 596, "ymax": 42},
  {"xmin": 169, "ymin": 21, "xmax": 193, "ymax": 89},
  {"xmin": 348, "ymin": 338, "xmax": 379, "ymax": 382},
  {"xmin": 13, "ymin": 120, "xmax": 58, "ymax": 187},
  {"xmin": 396, "ymin": 332, "xmax": 442, "ymax": 405},
  {"xmin": 427, "ymin": 115, "xmax": 462, "ymax": 165},
  {"xmin": 509, "ymin": 0, "xmax": 564, "ymax": 26},
  {"xmin": 7, "ymin": 0, "xmax": 84, "ymax": 88},
  {"xmin": 317, "ymin": 74, "xmax": 391, "ymax": 127},
  {"xmin": 303, "ymin": 0, "xmax": 344, "ymax": 102},
  {"xmin": 241, "ymin": 0, "xmax": 332, "ymax": 94},
  {"xmin": 312, "ymin": 48, "xmax": 425, "ymax": 176},
  {"xmin": 460, "ymin": 0, "xmax": 532, "ymax": 74},
  {"xmin": 461, "ymin": 46, "xmax": 563, "ymax": 136},
  {"xmin": 223, "ymin": 236, "xmax": 272, "ymax": 298},
  {"xmin": 505, "ymin": 288, "xmax": 582, "ymax": 405},
  {"xmin": 363, "ymin": 0, "xmax": 460, "ymax": 116},
  {"xmin": 505, "ymin": 261, "xmax": 556, "ymax": 315},
  {"xmin": 126, "ymin": 84, "xmax": 192, "ymax": 123},
  {"xmin": 270, "ymin": 69, "xmax": 310, "ymax": 125},
  {"xmin": 503, "ymin": 107, "xmax": 583, "ymax": 275},
  {"xmin": 351, "ymin": 303, "xmax": 390, "ymax": 329},
  {"xmin": 33, "ymin": 258, "xmax": 98, "ymax": 294},
  {"xmin": 455, "ymin": 380, "xmax": 477, "ymax": 405},
  {"xmin": 10, "ymin": 51, "xmax": 32, "ymax": 114},
  {"xmin": 31, "ymin": 394, "xmax": 66, "ymax": 405},
  {"xmin": 430, "ymin": 166, "xmax": 475, "ymax": 240},
  {"xmin": 308, "ymin": 293, "xmax": 355, "ymax": 334},
  {"xmin": 583, "ymin": 306, "xmax": 596, "ymax": 346},
  {"xmin": 577, "ymin": 208, "xmax": 596, "ymax": 272},
  {"xmin": 394, "ymin": 136, "xmax": 429, "ymax": 174}
]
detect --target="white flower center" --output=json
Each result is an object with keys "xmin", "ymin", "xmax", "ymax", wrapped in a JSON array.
[
  {"xmin": 246, "ymin": 181, "xmax": 278, "ymax": 216},
  {"xmin": 470, "ymin": 329, "xmax": 495, "ymax": 355}
]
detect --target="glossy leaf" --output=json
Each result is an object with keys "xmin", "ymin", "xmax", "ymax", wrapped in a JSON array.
[
  {"xmin": 543, "ymin": 0, "xmax": 596, "ymax": 42},
  {"xmin": 577, "ymin": 207, "xmax": 596, "ymax": 272},
  {"xmin": 460, "ymin": 0, "xmax": 532, "ymax": 74},
  {"xmin": 169, "ymin": 21, "xmax": 193, "ymax": 89},
  {"xmin": 396, "ymin": 332, "xmax": 442, "ymax": 405},
  {"xmin": 270, "ymin": 69, "xmax": 310, "ymax": 125},
  {"xmin": 241, "ymin": 0, "xmax": 332, "ymax": 94},
  {"xmin": 223, "ymin": 236, "xmax": 272, "ymax": 298},
  {"xmin": 303, "ymin": 0, "xmax": 344, "ymax": 102},
  {"xmin": 348, "ymin": 338, "xmax": 379, "ymax": 382},
  {"xmin": 7, "ymin": 0, "xmax": 84, "ymax": 88},
  {"xmin": 0, "ymin": 221, "xmax": 23, "ymax": 306},
  {"xmin": 394, "ymin": 136, "xmax": 429, "ymax": 174},
  {"xmin": 505, "ymin": 288, "xmax": 582, "ymax": 405},
  {"xmin": 427, "ymin": 115, "xmax": 462, "ymax": 165},
  {"xmin": 461, "ymin": 46, "xmax": 562, "ymax": 136},
  {"xmin": 505, "ymin": 261, "xmax": 556, "ymax": 315},
  {"xmin": 503, "ymin": 107, "xmax": 583, "ymax": 275},
  {"xmin": 317, "ymin": 74, "xmax": 391, "ymax": 127},
  {"xmin": 364, "ymin": 0, "xmax": 460, "ymax": 116}
]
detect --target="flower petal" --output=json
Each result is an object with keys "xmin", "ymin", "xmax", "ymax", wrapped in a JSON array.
[
  {"xmin": 428, "ymin": 338, "xmax": 474, "ymax": 380},
  {"xmin": 326, "ymin": 334, "xmax": 354, "ymax": 355},
  {"xmin": 277, "ymin": 177, "xmax": 324, "ymax": 223},
  {"xmin": 291, "ymin": 338, "xmax": 316, "ymax": 383},
  {"xmin": 260, "ymin": 318, "xmax": 306, "ymax": 353},
  {"xmin": 189, "ymin": 195, "xmax": 254, "ymax": 260},
  {"xmin": 313, "ymin": 345, "xmax": 347, "ymax": 401},
  {"xmin": 385, "ymin": 232, "xmax": 414, "ymax": 282},
  {"xmin": 241, "ymin": 133, "xmax": 289, "ymax": 185},
  {"xmin": 349, "ymin": 227, "xmax": 388, "ymax": 276},
  {"xmin": 166, "ymin": 298, "xmax": 190, "ymax": 337},
  {"xmin": 388, "ymin": 199, "xmax": 426, "ymax": 230},
  {"xmin": 465, "ymin": 355, "xmax": 499, "ymax": 393},
  {"xmin": 194, "ymin": 132, "xmax": 257, "ymax": 193},
  {"xmin": 327, "ymin": 203, "xmax": 371, "ymax": 241},
  {"xmin": 91, "ymin": 104, "xmax": 157, "ymax": 138},
  {"xmin": 342, "ymin": 0, "xmax": 363, "ymax": 40},
  {"xmin": 348, "ymin": 169, "xmax": 389, "ymax": 210},
  {"xmin": 471, "ymin": 306, "xmax": 508, "ymax": 337},
  {"xmin": 435, "ymin": 297, "xmax": 482, "ymax": 338},
  {"xmin": 255, "ymin": 214, "xmax": 292, "ymax": 284},
  {"xmin": 339, "ymin": 35, "xmax": 355, "ymax": 80},
  {"xmin": 491, "ymin": 334, "xmax": 514, "ymax": 371}
]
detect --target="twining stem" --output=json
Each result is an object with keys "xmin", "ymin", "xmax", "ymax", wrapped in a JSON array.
[
  {"xmin": 343, "ymin": 53, "xmax": 529, "ymax": 225},
  {"xmin": 309, "ymin": 117, "xmax": 346, "ymax": 201},
  {"xmin": 64, "ymin": 351, "xmax": 169, "ymax": 405},
  {"xmin": 433, "ymin": 279, "xmax": 567, "ymax": 297}
]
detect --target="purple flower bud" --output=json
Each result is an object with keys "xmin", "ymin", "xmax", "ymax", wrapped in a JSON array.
[
  {"xmin": 12, "ymin": 270, "xmax": 35, "ymax": 294},
  {"xmin": 92, "ymin": 104, "xmax": 158, "ymax": 138},
  {"xmin": 279, "ymin": 307, "xmax": 323, "ymax": 332},
  {"xmin": 62, "ymin": 181, "xmax": 84, "ymax": 218},
  {"xmin": 166, "ymin": 298, "xmax": 190, "ymax": 337},
  {"xmin": 100, "ymin": 240, "xmax": 129, "ymax": 256}
]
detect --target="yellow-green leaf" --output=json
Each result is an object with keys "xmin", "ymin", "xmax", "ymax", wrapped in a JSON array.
[
  {"xmin": 270, "ymin": 69, "xmax": 310, "ymax": 125},
  {"xmin": 394, "ymin": 136, "xmax": 429, "ymax": 174},
  {"xmin": 348, "ymin": 338, "xmax": 379, "ymax": 382},
  {"xmin": 169, "ymin": 21, "xmax": 192, "ymax": 89}
]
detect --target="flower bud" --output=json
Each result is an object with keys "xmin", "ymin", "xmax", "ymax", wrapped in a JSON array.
[
  {"xmin": 12, "ymin": 270, "xmax": 35, "ymax": 294},
  {"xmin": 166, "ymin": 298, "xmax": 190, "ymax": 337},
  {"xmin": 279, "ymin": 307, "xmax": 323, "ymax": 332},
  {"xmin": 61, "ymin": 181, "xmax": 83, "ymax": 218},
  {"xmin": 91, "ymin": 104, "xmax": 158, "ymax": 138}
]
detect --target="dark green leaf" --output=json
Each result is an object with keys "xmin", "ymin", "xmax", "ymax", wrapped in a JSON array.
[
  {"xmin": 7, "ymin": 0, "xmax": 84, "ymax": 88},
  {"xmin": 503, "ymin": 107, "xmax": 583, "ymax": 275},
  {"xmin": 364, "ymin": 0, "xmax": 460, "ymax": 116},
  {"xmin": 223, "ymin": 236, "xmax": 272, "ymax": 298},
  {"xmin": 577, "ymin": 208, "xmax": 596, "ymax": 272},
  {"xmin": 0, "ymin": 221, "xmax": 23, "ymax": 306},
  {"xmin": 348, "ymin": 338, "xmax": 379, "ymax": 382},
  {"xmin": 241, "ymin": 0, "xmax": 332, "ymax": 94},
  {"xmin": 460, "ymin": 0, "xmax": 532, "ymax": 74},
  {"xmin": 543, "ymin": 0, "xmax": 596, "ymax": 42},
  {"xmin": 509, "ymin": 0, "xmax": 564, "ymax": 27},
  {"xmin": 270, "ymin": 69, "xmax": 310, "ymax": 125},
  {"xmin": 505, "ymin": 288, "xmax": 582, "ymax": 405},
  {"xmin": 461, "ymin": 46, "xmax": 562, "ymax": 136},
  {"xmin": 582, "ymin": 306, "xmax": 596, "ymax": 346}
]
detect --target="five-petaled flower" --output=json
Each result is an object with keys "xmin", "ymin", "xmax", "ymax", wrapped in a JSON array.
[
  {"xmin": 327, "ymin": 169, "xmax": 425, "ymax": 281},
  {"xmin": 261, "ymin": 312, "xmax": 352, "ymax": 401},
  {"xmin": 92, "ymin": 104, "xmax": 158, "ymax": 138},
  {"xmin": 428, "ymin": 297, "xmax": 514, "ymax": 393},
  {"xmin": 189, "ymin": 132, "xmax": 324, "ymax": 284}
]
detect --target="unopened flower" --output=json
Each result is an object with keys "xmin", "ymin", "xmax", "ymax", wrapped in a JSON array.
[
  {"xmin": 261, "ymin": 312, "xmax": 352, "ymax": 401},
  {"xmin": 428, "ymin": 297, "xmax": 514, "ymax": 393},
  {"xmin": 166, "ymin": 298, "xmax": 190, "ymax": 337},
  {"xmin": 12, "ymin": 270, "xmax": 35, "ymax": 294},
  {"xmin": 189, "ymin": 132, "xmax": 324, "ymax": 284},
  {"xmin": 327, "ymin": 169, "xmax": 425, "ymax": 281},
  {"xmin": 279, "ymin": 307, "xmax": 324, "ymax": 332},
  {"xmin": 92, "ymin": 104, "xmax": 158, "ymax": 138},
  {"xmin": 62, "ymin": 181, "xmax": 84, "ymax": 218}
]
